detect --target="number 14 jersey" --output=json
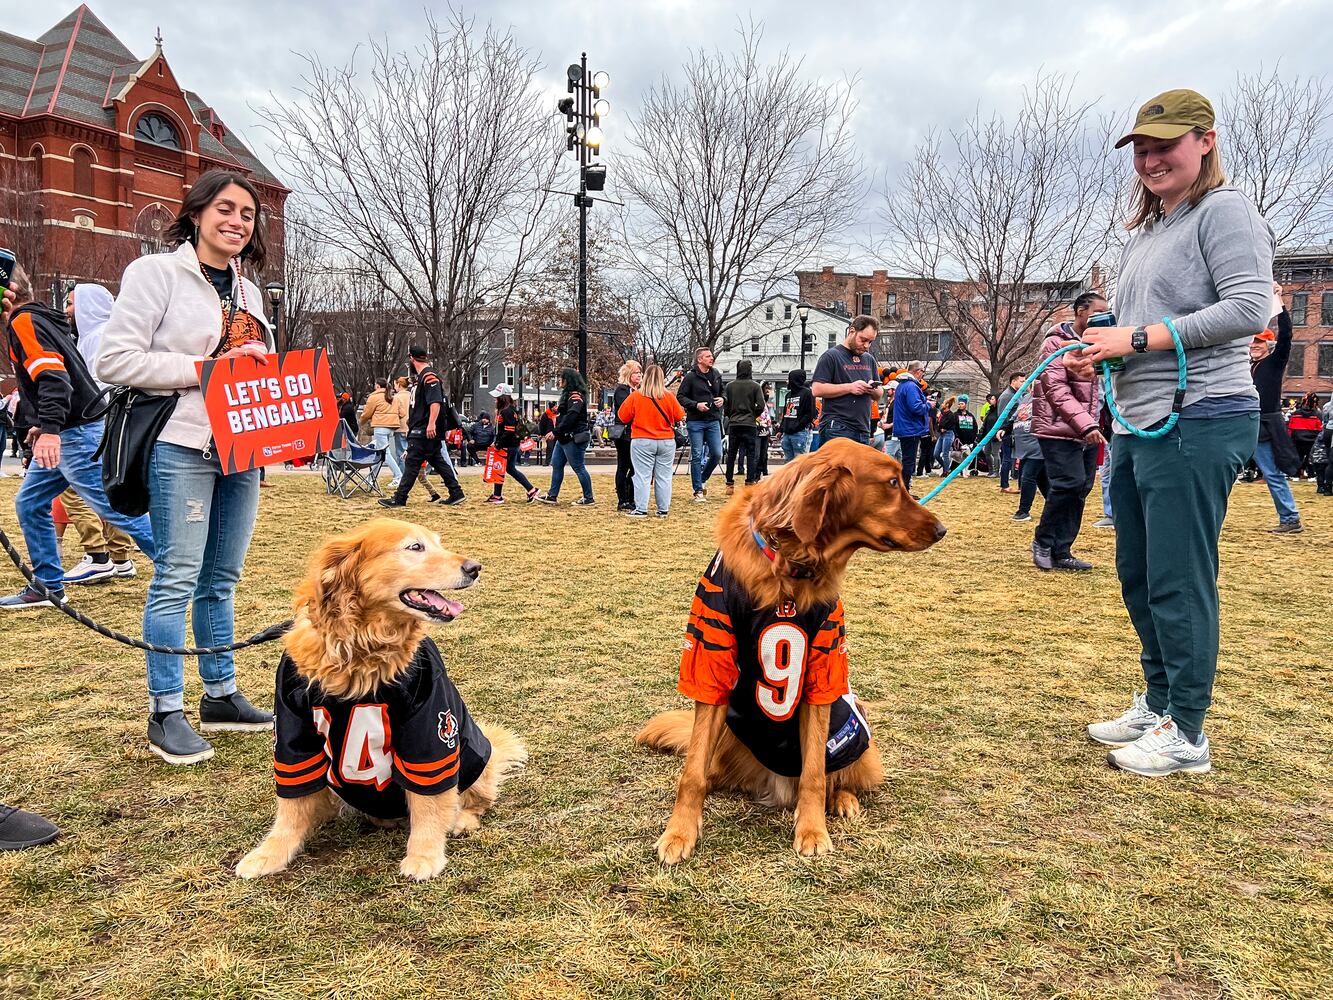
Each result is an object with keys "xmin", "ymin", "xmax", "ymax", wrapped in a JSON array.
[{"xmin": 677, "ymin": 551, "xmax": 870, "ymax": 777}]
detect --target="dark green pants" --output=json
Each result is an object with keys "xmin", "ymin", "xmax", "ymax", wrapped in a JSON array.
[{"xmin": 1109, "ymin": 413, "xmax": 1258, "ymax": 733}]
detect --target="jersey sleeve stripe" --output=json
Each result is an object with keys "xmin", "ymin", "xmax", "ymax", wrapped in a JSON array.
[
  {"xmin": 393, "ymin": 749, "xmax": 459, "ymax": 776},
  {"xmin": 274, "ymin": 751, "xmax": 327, "ymax": 774},
  {"xmin": 275, "ymin": 767, "xmax": 327, "ymax": 787},
  {"xmin": 691, "ymin": 590, "xmax": 730, "ymax": 619},
  {"xmin": 396, "ymin": 760, "xmax": 460, "ymax": 786}
]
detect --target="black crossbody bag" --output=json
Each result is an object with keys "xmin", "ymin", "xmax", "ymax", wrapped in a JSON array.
[
  {"xmin": 91, "ymin": 278, "xmax": 240, "ymax": 516},
  {"xmin": 649, "ymin": 396, "xmax": 688, "ymax": 447}
]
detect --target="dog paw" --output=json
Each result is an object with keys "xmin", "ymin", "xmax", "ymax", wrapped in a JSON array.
[
  {"xmin": 235, "ymin": 846, "xmax": 289, "ymax": 879},
  {"xmin": 827, "ymin": 790, "xmax": 862, "ymax": 819},
  {"xmin": 449, "ymin": 810, "xmax": 482, "ymax": 836},
  {"xmin": 655, "ymin": 825, "xmax": 698, "ymax": 865},
  {"xmin": 793, "ymin": 824, "xmax": 833, "ymax": 858},
  {"xmin": 400, "ymin": 852, "xmax": 448, "ymax": 881}
]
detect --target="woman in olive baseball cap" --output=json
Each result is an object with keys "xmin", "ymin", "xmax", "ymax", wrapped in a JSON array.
[{"xmin": 1073, "ymin": 88, "xmax": 1275, "ymax": 778}]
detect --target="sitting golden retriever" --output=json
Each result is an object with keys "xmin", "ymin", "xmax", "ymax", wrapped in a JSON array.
[
  {"xmin": 236, "ymin": 518, "xmax": 527, "ymax": 882},
  {"xmin": 637, "ymin": 438, "xmax": 945, "ymax": 863}
]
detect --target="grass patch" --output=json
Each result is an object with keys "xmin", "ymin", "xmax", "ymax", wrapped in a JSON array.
[{"xmin": 0, "ymin": 471, "xmax": 1330, "ymax": 999}]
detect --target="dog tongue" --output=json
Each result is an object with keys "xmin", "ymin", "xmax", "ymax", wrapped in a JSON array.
[{"xmin": 417, "ymin": 591, "xmax": 464, "ymax": 618}]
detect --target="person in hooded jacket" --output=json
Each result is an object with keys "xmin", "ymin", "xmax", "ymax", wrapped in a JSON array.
[
  {"xmin": 1, "ymin": 266, "xmax": 156, "ymax": 611},
  {"xmin": 892, "ymin": 361, "xmax": 933, "ymax": 492},
  {"xmin": 779, "ymin": 369, "xmax": 815, "ymax": 460},
  {"xmin": 723, "ymin": 359, "xmax": 765, "ymax": 492},
  {"xmin": 1288, "ymin": 392, "xmax": 1324, "ymax": 481},
  {"xmin": 538, "ymin": 368, "xmax": 595, "ymax": 506}
]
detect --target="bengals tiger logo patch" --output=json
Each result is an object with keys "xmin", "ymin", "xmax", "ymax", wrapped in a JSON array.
[{"xmin": 437, "ymin": 710, "xmax": 458, "ymax": 747}]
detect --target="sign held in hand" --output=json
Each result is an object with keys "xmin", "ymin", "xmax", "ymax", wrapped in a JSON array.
[{"xmin": 197, "ymin": 348, "xmax": 342, "ymax": 473}]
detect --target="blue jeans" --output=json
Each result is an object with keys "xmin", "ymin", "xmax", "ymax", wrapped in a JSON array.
[
  {"xmin": 1253, "ymin": 438, "xmax": 1299, "ymax": 524},
  {"xmin": 631, "ymin": 437, "xmax": 675, "ymax": 513},
  {"xmin": 820, "ymin": 419, "xmax": 869, "ymax": 446},
  {"xmin": 687, "ymin": 420, "xmax": 723, "ymax": 493},
  {"xmin": 999, "ymin": 435, "xmax": 1015, "ymax": 490},
  {"xmin": 144, "ymin": 442, "xmax": 260, "ymax": 714},
  {"xmin": 1098, "ymin": 434, "xmax": 1113, "ymax": 518},
  {"xmin": 934, "ymin": 430, "xmax": 956, "ymax": 475},
  {"xmin": 14, "ymin": 422, "xmax": 156, "ymax": 592},
  {"xmin": 372, "ymin": 426, "xmax": 404, "ymax": 481},
  {"xmin": 780, "ymin": 429, "xmax": 811, "ymax": 461},
  {"xmin": 547, "ymin": 438, "xmax": 592, "ymax": 501}
]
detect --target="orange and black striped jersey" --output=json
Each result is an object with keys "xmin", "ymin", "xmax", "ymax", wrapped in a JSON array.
[
  {"xmin": 272, "ymin": 637, "xmax": 490, "ymax": 820},
  {"xmin": 5, "ymin": 302, "xmax": 100, "ymax": 435},
  {"xmin": 679, "ymin": 551, "xmax": 867, "ymax": 777}
]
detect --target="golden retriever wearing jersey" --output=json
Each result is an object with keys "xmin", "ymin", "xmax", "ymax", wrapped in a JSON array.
[
  {"xmin": 637, "ymin": 439, "xmax": 946, "ymax": 863},
  {"xmin": 236, "ymin": 518, "xmax": 526, "ymax": 882}
]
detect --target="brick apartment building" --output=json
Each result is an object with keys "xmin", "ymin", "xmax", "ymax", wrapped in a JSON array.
[
  {"xmin": 1275, "ymin": 246, "xmax": 1333, "ymax": 401},
  {"xmin": 0, "ymin": 5, "xmax": 288, "ymax": 307}
]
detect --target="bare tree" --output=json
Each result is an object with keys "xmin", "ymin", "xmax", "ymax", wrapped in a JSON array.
[
  {"xmin": 622, "ymin": 23, "xmax": 863, "ymax": 354},
  {"xmin": 273, "ymin": 200, "xmax": 327, "ymax": 353},
  {"xmin": 882, "ymin": 74, "xmax": 1117, "ymax": 393},
  {"xmin": 0, "ymin": 153, "xmax": 45, "ymax": 286},
  {"xmin": 1221, "ymin": 66, "xmax": 1333, "ymax": 247},
  {"xmin": 258, "ymin": 11, "xmax": 562, "ymax": 400}
]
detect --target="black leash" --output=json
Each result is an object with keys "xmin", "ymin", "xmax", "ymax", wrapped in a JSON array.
[{"xmin": 0, "ymin": 523, "xmax": 292, "ymax": 656}]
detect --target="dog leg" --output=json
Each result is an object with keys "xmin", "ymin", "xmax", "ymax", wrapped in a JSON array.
[
  {"xmin": 793, "ymin": 702, "xmax": 834, "ymax": 857},
  {"xmin": 656, "ymin": 702, "xmax": 727, "ymax": 865},
  {"xmin": 827, "ymin": 735, "xmax": 884, "ymax": 819},
  {"xmin": 236, "ymin": 789, "xmax": 340, "ymax": 879},
  {"xmin": 826, "ymin": 788, "xmax": 862, "ymax": 819},
  {"xmin": 452, "ymin": 723, "xmax": 528, "ymax": 836},
  {"xmin": 400, "ymin": 788, "xmax": 460, "ymax": 881}
]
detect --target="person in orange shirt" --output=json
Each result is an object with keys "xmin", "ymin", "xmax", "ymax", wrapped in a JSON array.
[{"xmin": 617, "ymin": 364, "xmax": 686, "ymax": 518}]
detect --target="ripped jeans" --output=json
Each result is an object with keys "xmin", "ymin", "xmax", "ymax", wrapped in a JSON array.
[{"xmin": 143, "ymin": 442, "xmax": 260, "ymax": 714}]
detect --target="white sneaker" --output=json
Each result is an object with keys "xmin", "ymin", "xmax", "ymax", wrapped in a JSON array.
[
  {"xmin": 63, "ymin": 555, "xmax": 117, "ymax": 585},
  {"xmin": 1106, "ymin": 717, "xmax": 1211, "ymax": 776},
  {"xmin": 112, "ymin": 560, "xmax": 136, "ymax": 578},
  {"xmin": 1087, "ymin": 690, "xmax": 1162, "ymax": 747}
]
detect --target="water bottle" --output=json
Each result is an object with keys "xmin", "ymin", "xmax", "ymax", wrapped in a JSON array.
[{"xmin": 1087, "ymin": 310, "xmax": 1124, "ymax": 374}]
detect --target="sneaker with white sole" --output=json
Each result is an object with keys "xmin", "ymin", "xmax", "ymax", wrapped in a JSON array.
[
  {"xmin": 0, "ymin": 585, "xmax": 65, "ymax": 610},
  {"xmin": 63, "ymin": 555, "xmax": 116, "ymax": 585},
  {"xmin": 1087, "ymin": 690, "xmax": 1163, "ymax": 747},
  {"xmin": 1093, "ymin": 517, "xmax": 1114, "ymax": 529},
  {"xmin": 1106, "ymin": 716, "xmax": 1211, "ymax": 776},
  {"xmin": 112, "ymin": 560, "xmax": 136, "ymax": 578},
  {"xmin": 693, "ymin": 491, "xmax": 707, "ymax": 503}
]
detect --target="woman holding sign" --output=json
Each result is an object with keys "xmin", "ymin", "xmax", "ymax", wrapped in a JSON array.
[{"xmin": 99, "ymin": 170, "xmax": 276, "ymax": 766}]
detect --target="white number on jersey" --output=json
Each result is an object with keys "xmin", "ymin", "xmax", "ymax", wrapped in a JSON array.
[
  {"xmin": 756, "ymin": 623, "xmax": 808, "ymax": 721},
  {"xmin": 313, "ymin": 704, "xmax": 393, "ymax": 789}
]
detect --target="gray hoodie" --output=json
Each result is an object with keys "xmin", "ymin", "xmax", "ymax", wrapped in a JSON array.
[{"xmin": 1110, "ymin": 185, "xmax": 1272, "ymax": 434}]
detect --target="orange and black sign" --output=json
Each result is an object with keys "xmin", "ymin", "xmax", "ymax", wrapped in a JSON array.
[{"xmin": 197, "ymin": 348, "xmax": 342, "ymax": 473}]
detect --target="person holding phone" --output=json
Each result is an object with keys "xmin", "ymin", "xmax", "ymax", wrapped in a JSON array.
[
  {"xmin": 1073, "ymin": 91, "xmax": 1272, "ymax": 777},
  {"xmin": 98, "ymin": 169, "xmax": 278, "ymax": 765},
  {"xmin": 811, "ymin": 315, "xmax": 883, "ymax": 445}
]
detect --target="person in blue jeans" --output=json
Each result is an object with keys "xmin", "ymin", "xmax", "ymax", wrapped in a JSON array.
[
  {"xmin": 677, "ymin": 347, "xmax": 726, "ymax": 500},
  {"xmin": 98, "ymin": 169, "xmax": 278, "ymax": 765},
  {"xmin": 538, "ymin": 367, "xmax": 595, "ymax": 506},
  {"xmin": 1248, "ymin": 301, "xmax": 1302, "ymax": 533},
  {"xmin": 811, "ymin": 316, "xmax": 882, "ymax": 447},
  {"xmin": 0, "ymin": 265, "xmax": 156, "ymax": 611}
]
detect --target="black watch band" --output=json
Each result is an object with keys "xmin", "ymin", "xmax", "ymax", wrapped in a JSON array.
[{"xmin": 1131, "ymin": 326, "xmax": 1148, "ymax": 353}]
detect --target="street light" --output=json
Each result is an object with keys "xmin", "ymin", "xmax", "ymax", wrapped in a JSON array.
[
  {"xmin": 797, "ymin": 300, "xmax": 811, "ymax": 374},
  {"xmin": 558, "ymin": 52, "xmax": 610, "ymax": 377},
  {"xmin": 265, "ymin": 281, "xmax": 286, "ymax": 352}
]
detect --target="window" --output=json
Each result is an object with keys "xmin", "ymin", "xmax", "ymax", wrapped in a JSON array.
[
  {"xmin": 1320, "ymin": 344, "xmax": 1333, "ymax": 377},
  {"xmin": 134, "ymin": 113, "xmax": 181, "ymax": 149},
  {"xmin": 721, "ymin": 333, "xmax": 731, "ymax": 351},
  {"xmin": 1323, "ymin": 292, "xmax": 1333, "ymax": 327},
  {"xmin": 505, "ymin": 365, "xmax": 516, "ymax": 384},
  {"xmin": 886, "ymin": 292, "xmax": 897, "ymax": 315},
  {"xmin": 28, "ymin": 146, "xmax": 43, "ymax": 185},
  {"xmin": 479, "ymin": 366, "xmax": 489, "ymax": 388},
  {"xmin": 72, "ymin": 147, "xmax": 94, "ymax": 197},
  {"xmin": 782, "ymin": 332, "xmax": 791, "ymax": 353},
  {"xmin": 750, "ymin": 336, "xmax": 760, "ymax": 354},
  {"xmin": 504, "ymin": 329, "xmax": 515, "ymax": 349},
  {"xmin": 1290, "ymin": 292, "xmax": 1308, "ymax": 326},
  {"xmin": 765, "ymin": 304, "xmax": 774, "ymax": 320},
  {"xmin": 827, "ymin": 330, "xmax": 837, "ymax": 348},
  {"xmin": 859, "ymin": 292, "xmax": 872, "ymax": 316},
  {"xmin": 784, "ymin": 303, "xmax": 792, "ymax": 319},
  {"xmin": 909, "ymin": 293, "xmax": 920, "ymax": 317},
  {"xmin": 1287, "ymin": 348, "xmax": 1304, "ymax": 377},
  {"xmin": 928, "ymin": 332, "xmax": 943, "ymax": 355}
]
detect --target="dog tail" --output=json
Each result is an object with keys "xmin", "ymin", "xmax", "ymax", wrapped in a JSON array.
[
  {"xmin": 479, "ymin": 722, "xmax": 529, "ymax": 779},
  {"xmin": 634, "ymin": 709, "xmax": 695, "ymax": 755}
]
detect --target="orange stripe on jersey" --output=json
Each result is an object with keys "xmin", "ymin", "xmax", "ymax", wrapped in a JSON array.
[
  {"xmin": 274, "ymin": 751, "xmax": 326, "ymax": 774},
  {"xmin": 687, "ymin": 614, "xmax": 734, "ymax": 650},
  {"xmin": 393, "ymin": 748, "xmax": 459, "ymax": 775},
  {"xmin": 699, "ymin": 576, "xmax": 724, "ymax": 594},
  {"xmin": 275, "ymin": 766, "xmax": 327, "ymax": 786},
  {"xmin": 398, "ymin": 760, "xmax": 460, "ymax": 786},
  {"xmin": 689, "ymin": 593, "xmax": 731, "ymax": 624}
]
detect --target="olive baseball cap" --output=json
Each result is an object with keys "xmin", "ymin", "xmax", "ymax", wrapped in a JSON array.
[{"xmin": 1114, "ymin": 89, "xmax": 1215, "ymax": 149}]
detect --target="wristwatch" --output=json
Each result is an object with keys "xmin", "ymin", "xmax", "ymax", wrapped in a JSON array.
[{"xmin": 1131, "ymin": 326, "xmax": 1149, "ymax": 353}]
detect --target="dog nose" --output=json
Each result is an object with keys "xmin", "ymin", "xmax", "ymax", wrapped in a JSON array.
[
  {"xmin": 934, "ymin": 522, "xmax": 947, "ymax": 540},
  {"xmin": 461, "ymin": 560, "xmax": 482, "ymax": 580}
]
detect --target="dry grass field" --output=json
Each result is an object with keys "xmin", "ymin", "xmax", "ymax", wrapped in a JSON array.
[{"xmin": 0, "ymin": 468, "xmax": 1329, "ymax": 1000}]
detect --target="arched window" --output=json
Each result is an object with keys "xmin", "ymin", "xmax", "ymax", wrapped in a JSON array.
[
  {"xmin": 28, "ymin": 145, "xmax": 43, "ymax": 187},
  {"xmin": 134, "ymin": 113, "xmax": 181, "ymax": 150},
  {"xmin": 73, "ymin": 147, "xmax": 94, "ymax": 197}
]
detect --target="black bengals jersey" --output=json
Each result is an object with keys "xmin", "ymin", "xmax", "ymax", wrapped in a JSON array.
[
  {"xmin": 272, "ymin": 637, "xmax": 490, "ymax": 820},
  {"xmin": 678, "ymin": 551, "xmax": 870, "ymax": 778}
]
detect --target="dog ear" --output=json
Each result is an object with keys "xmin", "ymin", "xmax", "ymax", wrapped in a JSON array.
[
  {"xmin": 788, "ymin": 455, "xmax": 854, "ymax": 545},
  {"xmin": 306, "ymin": 531, "xmax": 367, "ymax": 622}
]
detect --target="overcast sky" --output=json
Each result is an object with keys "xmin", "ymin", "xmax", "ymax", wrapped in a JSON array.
[{"xmin": 16, "ymin": 0, "xmax": 1333, "ymax": 263}]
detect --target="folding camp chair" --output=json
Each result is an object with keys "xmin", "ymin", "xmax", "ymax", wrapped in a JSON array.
[{"xmin": 323, "ymin": 421, "xmax": 387, "ymax": 499}]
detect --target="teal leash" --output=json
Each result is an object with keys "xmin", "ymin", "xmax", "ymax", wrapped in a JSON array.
[{"xmin": 918, "ymin": 318, "xmax": 1186, "ymax": 506}]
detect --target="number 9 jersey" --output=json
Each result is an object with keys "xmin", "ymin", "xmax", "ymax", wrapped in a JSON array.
[{"xmin": 677, "ymin": 551, "xmax": 871, "ymax": 778}]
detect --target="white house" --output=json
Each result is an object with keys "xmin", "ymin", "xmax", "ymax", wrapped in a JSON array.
[{"xmin": 712, "ymin": 295, "xmax": 849, "ymax": 392}]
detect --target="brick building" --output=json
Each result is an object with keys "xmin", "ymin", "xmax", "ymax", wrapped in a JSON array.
[
  {"xmin": 1275, "ymin": 246, "xmax": 1333, "ymax": 401},
  {"xmin": 0, "ymin": 5, "xmax": 288, "ymax": 307}
]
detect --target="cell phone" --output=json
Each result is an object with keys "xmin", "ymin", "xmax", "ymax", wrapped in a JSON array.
[
  {"xmin": 0, "ymin": 248, "xmax": 15, "ymax": 293},
  {"xmin": 866, "ymin": 380, "xmax": 882, "ymax": 388}
]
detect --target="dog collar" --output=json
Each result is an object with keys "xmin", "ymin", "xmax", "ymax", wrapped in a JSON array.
[{"xmin": 750, "ymin": 519, "xmax": 816, "ymax": 579}]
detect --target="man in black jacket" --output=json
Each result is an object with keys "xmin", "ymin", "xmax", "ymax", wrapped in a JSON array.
[
  {"xmin": 1, "ymin": 266, "xmax": 156, "ymax": 610},
  {"xmin": 779, "ymin": 369, "xmax": 815, "ymax": 461},
  {"xmin": 677, "ymin": 347, "xmax": 726, "ymax": 502},
  {"xmin": 1250, "ymin": 294, "xmax": 1301, "ymax": 533},
  {"xmin": 380, "ymin": 345, "xmax": 465, "ymax": 507}
]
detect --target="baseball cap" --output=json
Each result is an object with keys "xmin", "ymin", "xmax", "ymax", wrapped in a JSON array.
[
  {"xmin": 1115, "ymin": 89, "xmax": 1215, "ymax": 149},
  {"xmin": 489, "ymin": 383, "xmax": 513, "ymax": 398},
  {"xmin": 1253, "ymin": 329, "xmax": 1276, "ymax": 342},
  {"xmin": 408, "ymin": 345, "xmax": 429, "ymax": 360}
]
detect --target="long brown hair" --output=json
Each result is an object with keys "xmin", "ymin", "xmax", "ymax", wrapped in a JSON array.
[
  {"xmin": 166, "ymin": 169, "xmax": 268, "ymax": 268},
  {"xmin": 641, "ymin": 365, "xmax": 667, "ymax": 400},
  {"xmin": 1126, "ymin": 129, "xmax": 1226, "ymax": 232}
]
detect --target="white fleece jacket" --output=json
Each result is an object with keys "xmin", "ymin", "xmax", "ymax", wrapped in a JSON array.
[{"xmin": 97, "ymin": 242, "xmax": 272, "ymax": 451}]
